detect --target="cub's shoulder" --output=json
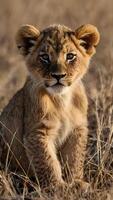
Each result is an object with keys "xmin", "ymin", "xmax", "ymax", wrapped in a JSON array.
[
  {"xmin": 72, "ymin": 82, "xmax": 88, "ymax": 115},
  {"xmin": 0, "ymin": 88, "xmax": 24, "ymax": 123}
]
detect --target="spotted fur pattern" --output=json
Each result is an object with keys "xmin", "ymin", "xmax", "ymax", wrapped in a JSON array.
[{"xmin": 0, "ymin": 24, "xmax": 100, "ymax": 189}]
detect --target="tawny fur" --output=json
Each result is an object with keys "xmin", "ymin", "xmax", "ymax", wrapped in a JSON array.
[{"xmin": 0, "ymin": 24, "xmax": 100, "ymax": 189}]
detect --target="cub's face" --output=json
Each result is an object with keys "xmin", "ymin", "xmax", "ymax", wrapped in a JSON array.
[{"xmin": 16, "ymin": 24, "xmax": 100, "ymax": 94}]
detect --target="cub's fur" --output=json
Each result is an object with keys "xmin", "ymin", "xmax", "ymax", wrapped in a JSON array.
[{"xmin": 0, "ymin": 24, "xmax": 100, "ymax": 189}]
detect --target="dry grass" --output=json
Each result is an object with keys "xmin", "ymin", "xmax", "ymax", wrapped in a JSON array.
[{"xmin": 0, "ymin": 0, "xmax": 113, "ymax": 199}]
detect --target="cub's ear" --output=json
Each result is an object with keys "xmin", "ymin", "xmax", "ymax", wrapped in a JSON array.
[
  {"xmin": 75, "ymin": 24, "xmax": 100, "ymax": 55},
  {"xmin": 16, "ymin": 24, "xmax": 40, "ymax": 56}
]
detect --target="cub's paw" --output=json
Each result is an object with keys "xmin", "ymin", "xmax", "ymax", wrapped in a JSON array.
[
  {"xmin": 56, "ymin": 180, "xmax": 90, "ymax": 194},
  {"xmin": 71, "ymin": 179, "xmax": 91, "ymax": 193},
  {"xmin": 43, "ymin": 180, "xmax": 67, "ymax": 195}
]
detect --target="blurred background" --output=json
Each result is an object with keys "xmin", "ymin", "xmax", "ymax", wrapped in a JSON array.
[{"xmin": 0, "ymin": 0, "xmax": 113, "ymax": 110}]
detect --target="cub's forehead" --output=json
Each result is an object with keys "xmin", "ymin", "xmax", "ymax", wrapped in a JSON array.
[
  {"xmin": 42, "ymin": 24, "xmax": 73, "ymax": 35},
  {"xmin": 39, "ymin": 25, "xmax": 75, "ymax": 52}
]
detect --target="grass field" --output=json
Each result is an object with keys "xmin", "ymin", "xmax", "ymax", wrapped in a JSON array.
[{"xmin": 0, "ymin": 0, "xmax": 113, "ymax": 199}]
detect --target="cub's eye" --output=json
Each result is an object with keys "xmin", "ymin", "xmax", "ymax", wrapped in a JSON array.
[
  {"xmin": 66, "ymin": 53, "xmax": 77, "ymax": 62},
  {"xmin": 39, "ymin": 53, "xmax": 50, "ymax": 64}
]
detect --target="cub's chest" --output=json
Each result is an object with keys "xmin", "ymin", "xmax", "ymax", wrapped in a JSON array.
[
  {"xmin": 56, "ymin": 114, "xmax": 72, "ymax": 147},
  {"xmin": 55, "ymin": 103, "xmax": 84, "ymax": 147},
  {"xmin": 55, "ymin": 101, "xmax": 77, "ymax": 147}
]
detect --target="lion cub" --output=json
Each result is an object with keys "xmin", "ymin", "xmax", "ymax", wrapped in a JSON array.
[{"xmin": 0, "ymin": 24, "xmax": 100, "ymax": 189}]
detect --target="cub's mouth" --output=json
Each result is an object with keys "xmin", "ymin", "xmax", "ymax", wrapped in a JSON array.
[
  {"xmin": 45, "ymin": 81, "xmax": 67, "ymax": 94},
  {"xmin": 52, "ymin": 82, "xmax": 64, "ymax": 87},
  {"xmin": 45, "ymin": 82, "xmax": 65, "ymax": 88}
]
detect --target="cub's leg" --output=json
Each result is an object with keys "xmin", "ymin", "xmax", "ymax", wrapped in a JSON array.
[
  {"xmin": 0, "ymin": 90, "xmax": 29, "ymax": 173},
  {"xmin": 24, "ymin": 133, "xmax": 64, "ymax": 189},
  {"xmin": 59, "ymin": 126, "xmax": 88, "ymax": 183}
]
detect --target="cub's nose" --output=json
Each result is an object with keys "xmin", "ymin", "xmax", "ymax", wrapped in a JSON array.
[{"xmin": 51, "ymin": 73, "xmax": 66, "ymax": 81}]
